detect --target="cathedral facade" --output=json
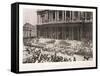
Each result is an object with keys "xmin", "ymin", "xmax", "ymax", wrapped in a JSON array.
[{"xmin": 37, "ymin": 10, "xmax": 93, "ymax": 40}]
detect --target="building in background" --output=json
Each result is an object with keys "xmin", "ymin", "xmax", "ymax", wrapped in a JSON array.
[
  {"xmin": 37, "ymin": 10, "xmax": 93, "ymax": 40},
  {"xmin": 23, "ymin": 23, "xmax": 37, "ymax": 39}
]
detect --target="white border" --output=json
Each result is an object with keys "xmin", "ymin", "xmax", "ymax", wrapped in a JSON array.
[{"xmin": 19, "ymin": 4, "xmax": 96, "ymax": 71}]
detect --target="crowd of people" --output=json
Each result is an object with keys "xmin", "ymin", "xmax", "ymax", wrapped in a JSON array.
[
  {"xmin": 23, "ymin": 46, "xmax": 77, "ymax": 63},
  {"xmin": 23, "ymin": 38, "xmax": 93, "ymax": 63}
]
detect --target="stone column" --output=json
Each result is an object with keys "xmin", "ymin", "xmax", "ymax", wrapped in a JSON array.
[
  {"xmin": 45, "ymin": 12, "xmax": 47, "ymax": 23},
  {"xmin": 49, "ymin": 11, "xmax": 51, "ymax": 22},
  {"xmin": 37, "ymin": 14, "xmax": 39, "ymax": 24},
  {"xmin": 65, "ymin": 11, "xmax": 66, "ymax": 22},
  {"xmin": 57, "ymin": 11, "xmax": 59, "ymax": 21},
  {"xmin": 72, "ymin": 11, "xmax": 75, "ymax": 22},
  {"xmin": 55, "ymin": 11, "xmax": 57, "ymax": 22},
  {"xmin": 70, "ymin": 11, "xmax": 72, "ymax": 22},
  {"xmin": 51, "ymin": 12, "xmax": 53, "ymax": 23},
  {"xmin": 39, "ymin": 15, "xmax": 41, "ymax": 24},
  {"xmin": 85, "ymin": 12, "xmax": 87, "ymax": 21},
  {"xmin": 69, "ymin": 27, "xmax": 71, "ymax": 40},
  {"xmin": 62, "ymin": 11, "xmax": 65, "ymax": 21},
  {"xmin": 78, "ymin": 12, "xmax": 80, "ymax": 21}
]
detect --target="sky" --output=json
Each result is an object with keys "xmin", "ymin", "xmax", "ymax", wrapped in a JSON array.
[{"xmin": 23, "ymin": 8, "xmax": 37, "ymax": 26}]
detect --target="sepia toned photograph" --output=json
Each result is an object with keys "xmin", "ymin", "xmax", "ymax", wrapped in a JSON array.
[
  {"xmin": 23, "ymin": 9, "xmax": 93, "ymax": 63},
  {"xmin": 11, "ymin": 2, "xmax": 97, "ymax": 73}
]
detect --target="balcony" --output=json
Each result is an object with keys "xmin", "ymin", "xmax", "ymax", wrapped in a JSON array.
[{"xmin": 37, "ymin": 18, "xmax": 93, "ymax": 25}]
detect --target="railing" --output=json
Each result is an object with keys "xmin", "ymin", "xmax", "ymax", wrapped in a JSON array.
[{"xmin": 37, "ymin": 19, "xmax": 93, "ymax": 25}]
